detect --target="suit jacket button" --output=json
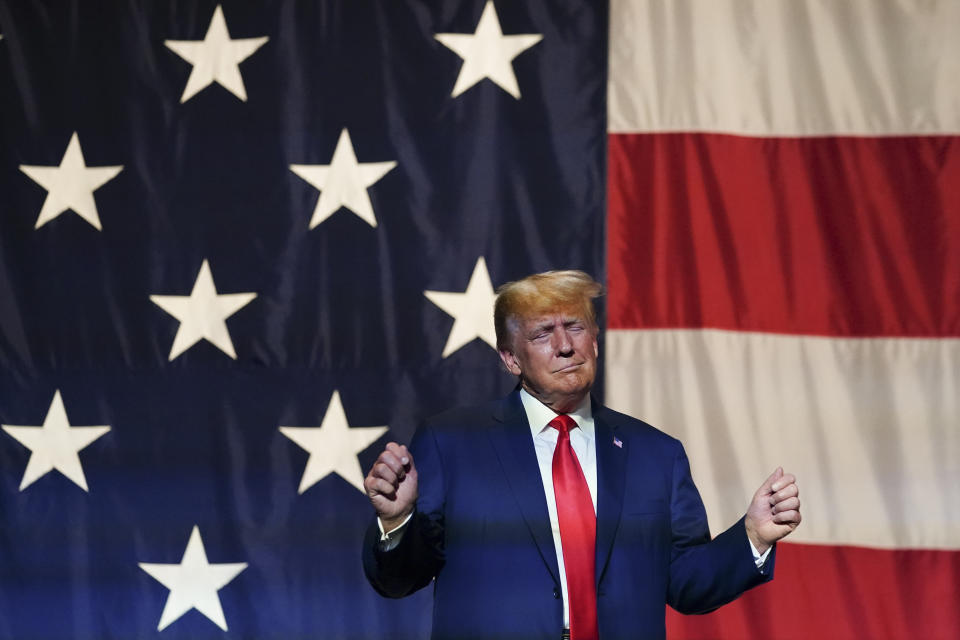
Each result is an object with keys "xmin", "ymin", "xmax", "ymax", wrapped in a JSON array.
[{"xmin": 553, "ymin": 587, "xmax": 560, "ymax": 599}]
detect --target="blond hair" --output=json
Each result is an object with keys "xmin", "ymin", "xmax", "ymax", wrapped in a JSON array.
[{"xmin": 494, "ymin": 270, "xmax": 603, "ymax": 349}]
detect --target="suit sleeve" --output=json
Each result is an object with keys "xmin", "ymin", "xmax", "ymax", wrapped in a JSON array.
[
  {"xmin": 362, "ymin": 423, "xmax": 446, "ymax": 598},
  {"xmin": 665, "ymin": 443, "xmax": 775, "ymax": 614}
]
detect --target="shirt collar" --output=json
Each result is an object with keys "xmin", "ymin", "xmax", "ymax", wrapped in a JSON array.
[{"xmin": 519, "ymin": 388, "xmax": 594, "ymax": 440}]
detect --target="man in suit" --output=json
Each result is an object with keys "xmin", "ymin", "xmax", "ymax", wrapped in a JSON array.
[{"xmin": 363, "ymin": 270, "xmax": 801, "ymax": 640}]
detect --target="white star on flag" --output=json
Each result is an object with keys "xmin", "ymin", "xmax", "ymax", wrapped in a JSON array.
[
  {"xmin": 424, "ymin": 256, "xmax": 498, "ymax": 358},
  {"xmin": 19, "ymin": 132, "xmax": 123, "ymax": 230},
  {"xmin": 164, "ymin": 4, "xmax": 268, "ymax": 103},
  {"xmin": 290, "ymin": 128, "xmax": 397, "ymax": 229},
  {"xmin": 435, "ymin": 0, "xmax": 543, "ymax": 99},
  {"xmin": 150, "ymin": 259, "xmax": 256, "ymax": 361},
  {"xmin": 138, "ymin": 526, "xmax": 248, "ymax": 632},
  {"xmin": 1, "ymin": 390, "xmax": 111, "ymax": 492},
  {"xmin": 279, "ymin": 390, "xmax": 389, "ymax": 494}
]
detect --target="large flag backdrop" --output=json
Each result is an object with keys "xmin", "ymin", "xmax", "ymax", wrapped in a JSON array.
[
  {"xmin": 0, "ymin": 1, "xmax": 957, "ymax": 639},
  {"xmin": 607, "ymin": 1, "xmax": 959, "ymax": 639},
  {"xmin": 0, "ymin": 1, "xmax": 605, "ymax": 638}
]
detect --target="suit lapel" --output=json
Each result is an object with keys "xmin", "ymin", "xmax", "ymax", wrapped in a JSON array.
[
  {"xmin": 487, "ymin": 392, "xmax": 561, "ymax": 585},
  {"xmin": 593, "ymin": 402, "xmax": 627, "ymax": 587}
]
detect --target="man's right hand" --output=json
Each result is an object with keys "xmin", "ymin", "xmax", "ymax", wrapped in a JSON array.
[{"xmin": 364, "ymin": 442, "xmax": 418, "ymax": 532}]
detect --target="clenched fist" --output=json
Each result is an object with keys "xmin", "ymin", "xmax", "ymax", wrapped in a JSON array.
[
  {"xmin": 745, "ymin": 467, "xmax": 801, "ymax": 554},
  {"xmin": 364, "ymin": 442, "xmax": 418, "ymax": 532}
]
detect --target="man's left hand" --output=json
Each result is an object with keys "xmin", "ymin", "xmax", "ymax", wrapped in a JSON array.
[{"xmin": 745, "ymin": 467, "xmax": 801, "ymax": 555}]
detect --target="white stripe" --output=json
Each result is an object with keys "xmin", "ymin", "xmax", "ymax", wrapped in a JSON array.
[
  {"xmin": 604, "ymin": 328, "xmax": 960, "ymax": 550},
  {"xmin": 608, "ymin": 0, "xmax": 960, "ymax": 136}
]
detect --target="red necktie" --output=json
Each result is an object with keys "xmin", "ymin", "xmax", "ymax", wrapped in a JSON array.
[{"xmin": 549, "ymin": 414, "xmax": 598, "ymax": 640}]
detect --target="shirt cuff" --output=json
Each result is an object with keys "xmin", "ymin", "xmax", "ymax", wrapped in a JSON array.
[
  {"xmin": 377, "ymin": 513, "xmax": 413, "ymax": 550},
  {"xmin": 749, "ymin": 538, "xmax": 772, "ymax": 570}
]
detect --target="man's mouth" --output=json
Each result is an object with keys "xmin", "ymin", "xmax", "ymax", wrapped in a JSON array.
[{"xmin": 554, "ymin": 362, "xmax": 583, "ymax": 373}]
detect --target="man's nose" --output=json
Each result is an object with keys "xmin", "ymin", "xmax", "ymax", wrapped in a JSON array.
[{"xmin": 555, "ymin": 329, "xmax": 573, "ymax": 355}]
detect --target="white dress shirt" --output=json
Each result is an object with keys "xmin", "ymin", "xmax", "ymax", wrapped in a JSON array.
[{"xmin": 519, "ymin": 388, "xmax": 596, "ymax": 629}]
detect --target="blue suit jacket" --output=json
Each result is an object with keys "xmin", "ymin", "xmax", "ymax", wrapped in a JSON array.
[{"xmin": 363, "ymin": 392, "xmax": 774, "ymax": 639}]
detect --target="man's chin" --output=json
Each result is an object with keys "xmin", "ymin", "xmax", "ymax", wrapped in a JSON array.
[{"xmin": 554, "ymin": 372, "xmax": 594, "ymax": 395}]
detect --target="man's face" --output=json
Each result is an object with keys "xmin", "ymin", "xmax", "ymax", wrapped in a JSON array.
[{"xmin": 498, "ymin": 308, "xmax": 598, "ymax": 413}]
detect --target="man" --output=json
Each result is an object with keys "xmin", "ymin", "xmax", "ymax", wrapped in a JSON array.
[{"xmin": 363, "ymin": 270, "xmax": 800, "ymax": 640}]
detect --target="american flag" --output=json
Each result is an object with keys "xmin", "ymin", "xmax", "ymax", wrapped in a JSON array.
[
  {"xmin": 606, "ymin": 1, "xmax": 959, "ymax": 639},
  {"xmin": 0, "ymin": 2, "xmax": 604, "ymax": 638},
  {"xmin": 2, "ymin": 1, "xmax": 958, "ymax": 639}
]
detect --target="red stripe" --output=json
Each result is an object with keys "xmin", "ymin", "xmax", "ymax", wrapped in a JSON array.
[
  {"xmin": 607, "ymin": 133, "xmax": 960, "ymax": 336},
  {"xmin": 666, "ymin": 542, "xmax": 960, "ymax": 640}
]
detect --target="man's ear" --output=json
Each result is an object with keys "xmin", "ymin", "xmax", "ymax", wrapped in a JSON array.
[{"xmin": 498, "ymin": 348, "xmax": 522, "ymax": 376}]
